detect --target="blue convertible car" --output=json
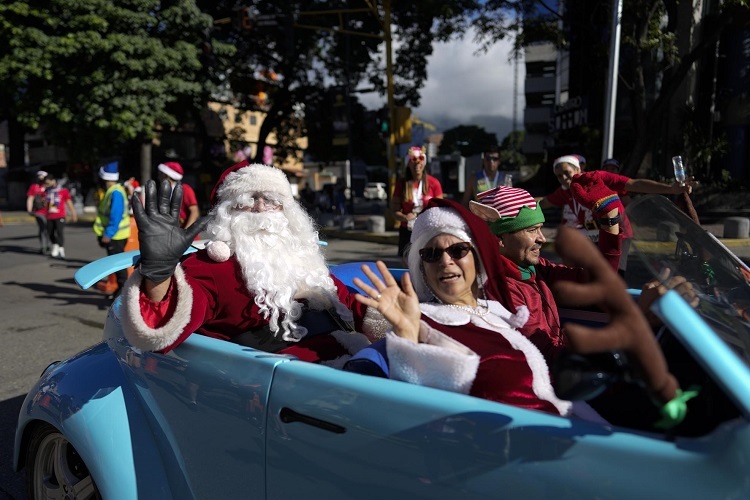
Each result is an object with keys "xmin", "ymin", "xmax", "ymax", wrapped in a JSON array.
[{"xmin": 14, "ymin": 196, "xmax": 750, "ymax": 499}]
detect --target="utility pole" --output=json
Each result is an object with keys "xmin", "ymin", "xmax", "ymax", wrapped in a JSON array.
[{"xmin": 602, "ymin": 0, "xmax": 623, "ymax": 163}]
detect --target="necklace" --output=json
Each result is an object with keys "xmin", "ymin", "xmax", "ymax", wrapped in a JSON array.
[{"xmin": 443, "ymin": 299, "xmax": 490, "ymax": 317}]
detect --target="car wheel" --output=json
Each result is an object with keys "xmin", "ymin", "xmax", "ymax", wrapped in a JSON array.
[{"xmin": 26, "ymin": 423, "xmax": 102, "ymax": 500}]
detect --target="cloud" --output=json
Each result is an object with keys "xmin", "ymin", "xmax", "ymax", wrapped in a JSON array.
[{"xmin": 360, "ymin": 32, "xmax": 525, "ymax": 142}]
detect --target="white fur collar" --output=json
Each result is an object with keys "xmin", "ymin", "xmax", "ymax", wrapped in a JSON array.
[{"xmin": 420, "ymin": 300, "xmax": 529, "ymax": 329}]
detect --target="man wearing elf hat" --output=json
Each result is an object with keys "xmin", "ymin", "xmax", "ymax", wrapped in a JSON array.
[
  {"xmin": 157, "ymin": 161, "xmax": 200, "ymax": 229},
  {"xmin": 469, "ymin": 184, "xmax": 623, "ymax": 363},
  {"xmin": 93, "ymin": 161, "xmax": 131, "ymax": 297},
  {"xmin": 120, "ymin": 161, "xmax": 386, "ymax": 363}
]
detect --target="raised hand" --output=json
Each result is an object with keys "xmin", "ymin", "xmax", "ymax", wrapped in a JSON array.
[
  {"xmin": 353, "ymin": 261, "xmax": 422, "ymax": 343},
  {"xmin": 133, "ymin": 180, "xmax": 207, "ymax": 284},
  {"xmin": 552, "ymin": 227, "xmax": 679, "ymax": 404}
]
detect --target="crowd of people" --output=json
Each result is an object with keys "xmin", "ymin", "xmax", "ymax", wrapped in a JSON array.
[
  {"xmin": 25, "ymin": 170, "xmax": 78, "ymax": 258},
  {"xmin": 20, "ymin": 147, "xmax": 706, "ymax": 431}
]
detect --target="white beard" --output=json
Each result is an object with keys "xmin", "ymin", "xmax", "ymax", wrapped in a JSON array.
[{"xmin": 218, "ymin": 210, "xmax": 342, "ymax": 341}]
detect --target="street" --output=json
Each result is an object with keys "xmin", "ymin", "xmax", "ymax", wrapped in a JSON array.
[{"xmin": 0, "ymin": 219, "xmax": 399, "ymax": 500}]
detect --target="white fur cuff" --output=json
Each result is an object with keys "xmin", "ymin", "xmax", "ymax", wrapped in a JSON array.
[
  {"xmin": 386, "ymin": 325, "xmax": 480, "ymax": 395},
  {"xmin": 120, "ymin": 267, "xmax": 194, "ymax": 352}
]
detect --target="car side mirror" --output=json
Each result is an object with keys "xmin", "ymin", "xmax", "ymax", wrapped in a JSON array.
[{"xmin": 551, "ymin": 350, "xmax": 631, "ymax": 401}]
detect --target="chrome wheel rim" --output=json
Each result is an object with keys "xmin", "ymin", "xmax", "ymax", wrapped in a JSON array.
[{"xmin": 32, "ymin": 432, "xmax": 98, "ymax": 500}]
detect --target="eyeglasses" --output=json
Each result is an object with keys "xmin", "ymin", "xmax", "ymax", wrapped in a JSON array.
[
  {"xmin": 485, "ymin": 156, "xmax": 500, "ymax": 161},
  {"xmin": 234, "ymin": 192, "xmax": 283, "ymax": 212},
  {"xmin": 419, "ymin": 242, "xmax": 473, "ymax": 263}
]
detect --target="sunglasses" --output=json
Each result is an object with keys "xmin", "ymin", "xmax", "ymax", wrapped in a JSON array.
[
  {"xmin": 485, "ymin": 156, "xmax": 500, "ymax": 161},
  {"xmin": 419, "ymin": 242, "xmax": 473, "ymax": 263}
]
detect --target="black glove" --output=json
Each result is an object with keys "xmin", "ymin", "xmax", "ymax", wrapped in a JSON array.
[{"xmin": 133, "ymin": 180, "xmax": 208, "ymax": 283}]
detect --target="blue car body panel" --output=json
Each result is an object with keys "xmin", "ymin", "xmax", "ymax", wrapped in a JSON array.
[{"xmin": 15, "ymin": 254, "xmax": 750, "ymax": 498}]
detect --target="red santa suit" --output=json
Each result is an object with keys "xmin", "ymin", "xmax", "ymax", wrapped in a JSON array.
[{"xmin": 121, "ymin": 161, "xmax": 388, "ymax": 364}]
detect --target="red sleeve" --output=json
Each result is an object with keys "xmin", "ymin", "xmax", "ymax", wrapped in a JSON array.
[
  {"xmin": 61, "ymin": 189, "xmax": 72, "ymax": 203},
  {"xmin": 545, "ymin": 187, "xmax": 570, "ymax": 207},
  {"xmin": 331, "ymin": 274, "xmax": 368, "ymax": 331},
  {"xmin": 140, "ymin": 279, "xmax": 180, "ymax": 329},
  {"xmin": 597, "ymin": 171, "xmax": 631, "ymax": 195},
  {"xmin": 597, "ymin": 229, "xmax": 622, "ymax": 272}
]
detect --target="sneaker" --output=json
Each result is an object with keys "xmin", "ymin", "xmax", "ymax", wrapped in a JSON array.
[
  {"xmin": 58, "ymin": 247, "xmax": 66, "ymax": 259},
  {"xmin": 50, "ymin": 244, "xmax": 60, "ymax": 258}
]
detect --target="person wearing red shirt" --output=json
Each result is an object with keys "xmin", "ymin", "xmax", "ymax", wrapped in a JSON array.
[
  {"xmin": 390, "ymin": 146, "xmax": 443, "ymax": 263},
  {"xmin": 43, "ymin": 175, "xmax": 78, "ymax": 258},
  {"xmin": 26, "ymin": 170, "xmax": 50, "ymax": 254},
  {"xmin": 157, "ymin": 162, "xmax": 200, "ymax": 228}
]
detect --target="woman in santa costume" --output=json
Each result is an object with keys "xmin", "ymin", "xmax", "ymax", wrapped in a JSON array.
[{"xmin": 120, "ymin": 161, "xmax": 387, "ymax": 366}]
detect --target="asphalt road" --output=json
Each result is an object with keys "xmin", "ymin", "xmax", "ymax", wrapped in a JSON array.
[{"xmin": 0, "ymin": 220, "xmax": 400, "ymax": 500}]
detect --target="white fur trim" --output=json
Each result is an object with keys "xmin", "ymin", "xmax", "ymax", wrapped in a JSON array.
[
  {"xmin": 216, "ymin": 163, "xmax": 293, "ymax": 204},
  {"xmin": 206, "ymin": 240, "xmax": 231, "ymax": 262},
  {"xmin": 98, "ymin": 167, "xmax": 119, "ymax": 181},
  {"xmin": 120, "ymin": 267, "xmax": 194, "ymax": 351},
  {"xmin": 420, "ymin": 300, "xmax": 570, "ymax": 415},
  {"xmin": 158, "ymin": 163, "xmax": 183, "ymax": 181},
  {"xmin": 386, "ymin": 327, "xmax": 480, "ymax": 395},
  {"xmin": 553, "ymin": 155, "xmax": 580, "ymax": 170},
  {"xmin": 361, "ymin": 307, "xmax": 391, "ymax": 341}
]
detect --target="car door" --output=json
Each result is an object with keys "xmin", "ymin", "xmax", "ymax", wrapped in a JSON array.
[
  {"xmin": 264, "ymin": 359, "xmax": 750, "ymax": 499},
  {"xmin": 116, "ymin": 334, "xmax": 289, "ymax": 499}
]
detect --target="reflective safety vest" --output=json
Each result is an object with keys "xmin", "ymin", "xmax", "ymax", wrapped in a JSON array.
[
  {"xmin": 475, "ymin": 169, "xmax": 500, "ymax": 196},
  {"xmin": 93, "ymin": 184, "xmax": 131, "ymax": 240}
]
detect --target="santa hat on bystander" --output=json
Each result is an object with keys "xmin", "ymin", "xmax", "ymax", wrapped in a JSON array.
[
  {"xmin": 552, "ymin": 155, "xmax": 581, "ymax": 170},
  {"xmin": 469, "ymin": 186, "xmax": 545, "ymax": 235},
  {"xmin": 99, "ymin": 161, "xmax": 120, "ymax": 181},
  {"xmin": 157, "ymin": 162, "xmax": 184, "ymax": 181}
]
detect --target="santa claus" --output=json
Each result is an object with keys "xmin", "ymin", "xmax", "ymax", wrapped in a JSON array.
[{"xmin": 120, "ymin": 161, "xmax": 387, "ymax": 365}]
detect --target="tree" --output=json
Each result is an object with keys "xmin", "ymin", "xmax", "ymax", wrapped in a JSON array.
[
  {"xmin": 200, "ymin": 0, "xmax": 479, "ymax": 165},
  {"xmin": 0, "ymin": 0, "xmax": 234, "ymax": 176},
  {"xmin": 438, "ymin": 124, "xmax": 498, "ymax": 156}
]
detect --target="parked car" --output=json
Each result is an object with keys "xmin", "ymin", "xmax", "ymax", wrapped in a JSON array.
[
  {"xmin": 14, "ymin": 196, "xmax": 750, "ymax": 499},
  {"xmin": 363, "ymin": 182, "xmax": 387, "ymax": 200}
]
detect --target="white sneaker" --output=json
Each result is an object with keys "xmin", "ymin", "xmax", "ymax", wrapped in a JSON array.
[
  {"xmin": 50, "ymin": 244, "xmax": 60, "ymax": 257},
  {"xmin": 58, "ymin": 247, "xmax": 65, "ymax": 259}
]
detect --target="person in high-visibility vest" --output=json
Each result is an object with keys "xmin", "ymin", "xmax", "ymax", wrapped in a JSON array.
[{"xmin": 93, "ymin": 161, "xmax": 131, "ymax": 298}]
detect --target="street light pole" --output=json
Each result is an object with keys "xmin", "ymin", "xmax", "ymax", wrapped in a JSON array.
[{"xmin": 602, "ymin": 0, "xmax": 623, "ymax": 163}]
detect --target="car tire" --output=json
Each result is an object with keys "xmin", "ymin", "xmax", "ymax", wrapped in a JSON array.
[{"xmin": 26, "ymin": 423, "xmax": 102, "ymax": 500}]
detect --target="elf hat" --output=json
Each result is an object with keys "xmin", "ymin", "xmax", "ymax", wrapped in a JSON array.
[
  {"xmin": 552, "ymin": 155, "xmax": 581, "ymax": 170},
  {"xmin": 210, "ymin": 160, "xmax": 292, "ymax": 206},
  {"xmin": 469, "ymin": 186, "xmax": 545, "ymax": 235},
  {"xmin": 158, "ymin": 161, "xmax": 184, "ymax": 181},
  {"xmin": 99, "ymin": 161, "xmax": 120, "ymax": 181}
]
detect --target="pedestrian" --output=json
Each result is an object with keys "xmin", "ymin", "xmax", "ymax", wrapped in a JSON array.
[
  {"xmin": 157, "ymin": 162, "xmax": 200, "ymax": 228},
  {"xmin": 539, "ymin": 154, "xmax": 696, "ymax": 277},
  {"xmin": 93, "ymin": 162, "xmax": 131, "ymax": 299},
  {"xmin": 461, "ymin": 145, "xmax": 502, "ymax": 206},
  {"xmin": 43, "ymin": 174, "xmax": 78, "ymax": 259},
  {"xmin": 391, "ymin": 146, "xmax": 443, "ymax": 263},
  {"xmin": 26, "ymin": 170, "xmax": 50, "ymax": 254}
]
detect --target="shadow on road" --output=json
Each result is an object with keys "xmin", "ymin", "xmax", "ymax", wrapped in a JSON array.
[{"xmin": 0, "ymin": 395, "xmax": 27, "ymax": 500}]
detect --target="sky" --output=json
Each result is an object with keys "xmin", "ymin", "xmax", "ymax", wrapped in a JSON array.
[{"xmin": 360, "ymin": 33, "xmax": 525, "ymax": 143}]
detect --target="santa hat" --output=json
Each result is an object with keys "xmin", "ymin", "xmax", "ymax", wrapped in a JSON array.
[
  {"xmin": 210, "ymin": 160, "xmax": 293, "ymax": 206},
  {"xmin": 469, "ymin": 186, "xmax": 545, "ymax": 235},
  {"xmin": 405, "ymin": 146, "xmax": 425, "ymax": 164},
  {"xmin": 99, "ymin": 161, "xmax": 119, "ymax": 181},
  {"xmin": 552, "ymin": 155, "xmax": 580, "ymax": 170},
  {"xmin": 158, "ymin": 161, "xmax": 184, "ymax": 181},
  {"xmin": 35, "ymin": 170, "xmax": 49, "ymax": 178},
  {"xmin": 408, "ymin": 198, "xmax": 512, "ymax": 306}
]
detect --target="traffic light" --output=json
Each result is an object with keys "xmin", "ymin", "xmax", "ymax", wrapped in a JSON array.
[{"xmin": 377, "ymin": 107, "xmax": 390, "ymax": 138}]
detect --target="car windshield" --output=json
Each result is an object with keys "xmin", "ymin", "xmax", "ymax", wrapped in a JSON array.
[{"xmin": 627, "ymin": 195, "xmax": 750, "ymax": 366}]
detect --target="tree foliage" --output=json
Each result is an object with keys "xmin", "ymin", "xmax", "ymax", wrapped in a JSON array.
[
  {"xmin": 0, "ymin": 0, "xmax": 234, "ymax": 165},
  {"xmin": 438, "ymin": 124, "xmax": 498, "ymax": 156}
]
